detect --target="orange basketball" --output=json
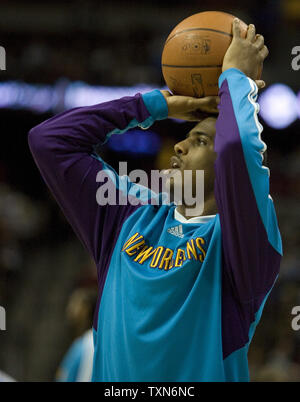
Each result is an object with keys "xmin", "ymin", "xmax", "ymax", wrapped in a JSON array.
[{"xmin": 161, "ymin": 11, "xmax": 251, "ymax": 97}]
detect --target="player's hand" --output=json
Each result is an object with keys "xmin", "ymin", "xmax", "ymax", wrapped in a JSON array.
[
  {"xmin": 222, "ymin": 18, "xmax": 269, "ymax": 81},
  {"xmin": 160, "ymin": 90, "xmax": 219, "ymax": 121}
]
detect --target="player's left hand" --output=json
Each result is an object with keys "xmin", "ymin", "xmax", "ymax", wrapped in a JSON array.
[
  {"xmin": 161, "ymin": 90, "xmax": 220, "ymax": 121},
  {"xmin": 222, "ymin": 19, "xmax": 269, "ymax": 81}
]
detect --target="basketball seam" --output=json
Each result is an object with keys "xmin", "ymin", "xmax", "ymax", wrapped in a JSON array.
[{"xmin": 164, "ymin": 27, "xmax": 233, "ymax": 46}]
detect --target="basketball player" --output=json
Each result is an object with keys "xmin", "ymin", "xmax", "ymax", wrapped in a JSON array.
[{"xmin": 28, "ymin": 19, "xmax": 282, "ymax": 381}]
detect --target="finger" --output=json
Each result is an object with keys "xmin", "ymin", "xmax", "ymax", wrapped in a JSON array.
[
  {"xmin": 199, "ymin": 107, "xmax": 219, "ymax": 114},
  {"xmin": 198, "ymin": 96, "xmax": 220, "ymax": 105},
  {"xmin": 255, "ymin": 34, "xmax": 264, "ymax": 50},
  {"xmin": 247, "ymin": 24, "xmax": 256, "ymax": 42},
  {"xmin": 196, "ymin": 105, "xmax": 219, "ymax": 114},
  {"xmin": 259, "ymin": 45, "xmax": 269, "ymax": 60},
  {"xmin": 255, "ymin": 80, "xmax": 266, "ymax": 89},
  {"xmin": 190, "ymin": 96, "xmax": 219, "ymax": 113},
  {"xmin": 190, "ymin": 111, "xmax": 208, "ymax": 121},
  {"xmin": 232, "ymin": 18, "xmax": 241, "ymax": 38},
  {"xmin": 190, "ymin": 110, "xmax": 218, "ymax": 121}
]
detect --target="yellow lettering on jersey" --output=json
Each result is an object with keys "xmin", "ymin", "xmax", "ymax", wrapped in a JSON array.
[
  {"xmin": 174, "ymin": 248, "xmax": 186, "ymax": 267},
  {"xmin": 122, "ymin": 232, "xmax": 144, "ymax": 251},
  {"xmin": 125, "ymin": 240, "xmax": 146, "ymax": 256},
  {"xmin": 123, "ymin": 233, "xmax": 207, "ymax": 270},
  {"xmin": 150, "ymin": 246, "xmax": 164, "ymax": 268},
  {"xmin": 186, "ymin": 239, "xmax": 198, "ymax": 261},
  {"xmin": 134, "ymin": 246, "xmax": 156, "ymax": 264},
  {"xmin": 159, "ymin": 248, "xmax": 173, "ymax": 270},
  {"xmin": 195, "ymin": 237, "xmax": 206, "ymax": 262}
]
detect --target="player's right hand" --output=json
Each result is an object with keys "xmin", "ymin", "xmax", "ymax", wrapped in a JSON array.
[
  {"xmin": 160, "ymin": 90, "xmax": 219, "ymax": 121},
  {"xmin": 222, "ymin": 18, "xmax": 269, "ymax": 82}
]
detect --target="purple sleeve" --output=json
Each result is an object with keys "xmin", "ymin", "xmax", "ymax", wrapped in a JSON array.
[
  {"xmin": 214, "ymin": 69, "xmax": 282, "ymax": 303},
  {"xmin": 28, "ymin": 92, "xmax": 168, "ymax": 283}
]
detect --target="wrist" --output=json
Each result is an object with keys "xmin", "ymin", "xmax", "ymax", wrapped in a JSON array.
[
  {"xmin": 219, "ymin": 68, "xmax": 246, "ymax": 88},
  {"xmin": 141, "ymin": 90, "xmax": 169, "ymax": 125}
]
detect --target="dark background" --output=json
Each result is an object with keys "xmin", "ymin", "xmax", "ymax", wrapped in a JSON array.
[{"xmin": 0, "ymin": 0, "xmax": 300, "ymax": 381}]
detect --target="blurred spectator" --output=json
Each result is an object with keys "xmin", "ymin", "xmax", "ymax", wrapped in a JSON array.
[{"xmin": 55, "ymin": 287, "xmax": 97, "ymax": 382}]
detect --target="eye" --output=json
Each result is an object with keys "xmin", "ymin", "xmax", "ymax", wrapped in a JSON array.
[{"xmin": 197, "ymin": 137, "xmax": 207, "ymax": 146}]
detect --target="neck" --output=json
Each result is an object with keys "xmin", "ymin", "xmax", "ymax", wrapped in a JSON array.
[{"xmin": 176, "ymin": 194, "xmax": 218, "ymax": 220}]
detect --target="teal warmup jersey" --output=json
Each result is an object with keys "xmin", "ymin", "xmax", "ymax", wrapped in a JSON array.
[
  {"xmin": 29, "ymin": 69, "xmax": 282, "ymax": 381},
  {"xmin": 56, "ymin": 329, "xmax": 93, "ymax": 382}
]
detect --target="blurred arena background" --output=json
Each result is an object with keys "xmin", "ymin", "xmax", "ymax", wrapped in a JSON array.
[{"xmin": 0, "ymin": 0, "xmax": 300, "ymax": 382}]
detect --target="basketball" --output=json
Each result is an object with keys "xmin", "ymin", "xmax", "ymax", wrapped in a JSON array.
[{"xmin": 161, "ymin": 11, "xmax": 249, "ymax": 97}]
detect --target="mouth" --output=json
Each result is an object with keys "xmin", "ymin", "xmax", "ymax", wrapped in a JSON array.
[{"xmin": 170, "ymin": 155, "xmax": 182, "ymax": 169}]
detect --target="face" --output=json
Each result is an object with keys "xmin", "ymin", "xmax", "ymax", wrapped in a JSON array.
[{"xmin": 166, "ymin": 117, "xmax": 217, "ymax": 204}]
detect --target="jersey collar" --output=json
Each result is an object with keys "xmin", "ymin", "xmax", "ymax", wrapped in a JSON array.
[{"xmin": 174, "ymin": 208, "xmax": 216, "ymax": 224}]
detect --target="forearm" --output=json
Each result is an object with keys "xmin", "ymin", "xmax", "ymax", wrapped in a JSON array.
[
  {"xmin": 214, "ymin": 68, "xmax": 282, "ymax": 302},
  {"xmin": 28, "ymin": 91, "xmax": 167, "ymax": 166}
]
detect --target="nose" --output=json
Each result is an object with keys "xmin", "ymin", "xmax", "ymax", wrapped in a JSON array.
[{"xmin": 174, "ymin": 138, "xmax": 189, "ymax": 156}]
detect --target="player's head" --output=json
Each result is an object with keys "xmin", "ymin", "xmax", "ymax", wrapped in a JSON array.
[{"xmin": 167, "ymin": 116, "xmax": 217, "ymax": 214}]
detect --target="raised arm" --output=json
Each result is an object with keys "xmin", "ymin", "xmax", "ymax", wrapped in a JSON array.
[
  {"xmin": 28, "ymin": 88, "xmax": 218, "ymax": 282},
  {"xmin": 28, "ymin": 91, "xmax": 168, "ymax": 274},
  {"xmin": 214, "ymin": 20, "xmax": 282, "ymax": 303}
]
